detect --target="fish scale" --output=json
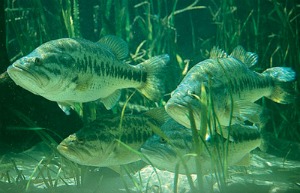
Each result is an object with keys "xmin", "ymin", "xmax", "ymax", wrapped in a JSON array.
[
  {"xmin": 7, "ymin": 35, "xmax": 169, "ymax": 114},
  {"xmin": 165, "ymin": 46, "xmax": 295, "ymax": 129},
  {"xmin": 141, "ymin": 119, "xmax": 262, "ymax": 174},
  {"xmin": 57, "ymin": 113, "xmax": 159, "ymax": 167}
]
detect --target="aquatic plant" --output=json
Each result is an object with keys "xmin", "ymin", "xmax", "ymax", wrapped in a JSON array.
[{"xmin": 2, "ymin": 0, "xmax": 299, "ymax": 192}]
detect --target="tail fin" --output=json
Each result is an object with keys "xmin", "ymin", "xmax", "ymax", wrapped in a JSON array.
[
  {"xmin": 137, "ymin": 54, "xmax": 170, "ymax": 101},
  {"xmin": 259, "ymin": 131, "xmax": 300, "ymax": 160},
  {"xmin": 262, "ymin": 67, "xmax": 296, "ymax": 104}
]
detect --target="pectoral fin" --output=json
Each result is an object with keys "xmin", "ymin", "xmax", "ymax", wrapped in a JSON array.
[
  {"xmin": 58, "ymin": 102, "xmax": 72, "ymax": 115},
  {"xmin": 232, "ymin": 100, "xmax": 269, "ymax": 128},
  {"xmin": 235, "ymin": 153, "xmax": 251, "ymax": 166},
  {"xmin": 101, "ymin": 90, "xmax": 122, "ymax": 110},
  {"xmin": 108, "ymin": 165, "xmax": 121, "ymax": 174},
  {"xmin": 58, "ymin": 102, "xmax": 83, "ymax": 116},
  {"xmin": 216, "ymin": 126, "xmax": 234, "ymax": 141}
]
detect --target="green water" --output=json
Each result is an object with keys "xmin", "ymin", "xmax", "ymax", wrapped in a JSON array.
[{"xmin": 0, "ymin": 0, "xmax": 299, "ymax": 192}]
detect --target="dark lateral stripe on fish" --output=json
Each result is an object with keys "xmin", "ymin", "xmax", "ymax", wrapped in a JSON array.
[
  {"xmin": 75, "ymin": 54, "xmax": 147, "ymax": 82},
  {"xmin": 231, "ymin": 130, "xmax": 260, "ymax": 142},
  {"xmin": 230, "ymin": 75, "xmax": 273, "ymax": 94},
  {"xmin": 42, "ymin": 66, "xmax": 61, "ymax": 76},
  {"xmin": 217, "ymin": 59, "xmax": 273, "ymax": 93},
  {"xmin": 77, "ymin": 117, "xmax": 153, "ymax": 144},
  {"xmin": 119, "ymin": 118, "xmax": 154, "ymax": 144}
]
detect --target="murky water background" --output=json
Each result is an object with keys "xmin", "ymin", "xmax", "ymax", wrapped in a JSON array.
[{"xmin": 1, "ymin": 1, "xmax": 299, "ymax": 192}]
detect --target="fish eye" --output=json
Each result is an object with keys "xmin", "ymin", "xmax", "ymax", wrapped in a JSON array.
[
  {"xmin": 187, "ymin": 90, "xmax": 194, "ymax": 96},
  {"xmin": 159, "ymin": 137, "xmax": 167, "ymax": 144},
  {"xmin": 34, "ymin": 57, "xmax": 42, "ymax": 65},
  {"xmin": 188, "ymin": 90, "xmax": 199, "ymax": 100},
  {"xmin": 76, "ymin": 139, "xmax": 85, "ymax": 144}
]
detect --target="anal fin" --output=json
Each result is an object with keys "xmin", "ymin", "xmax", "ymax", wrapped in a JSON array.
[{"xmin": 101, "ymin": 90, "xmax": 122, "ymax": 110}]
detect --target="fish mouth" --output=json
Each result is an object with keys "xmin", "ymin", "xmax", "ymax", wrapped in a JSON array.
[
  {"xmin": 140, "ymin": 148, "xmax": 165, "ymax": 164},
  {"xmin": 7, "ymin": 63, "xmax": 49, "ymax": 94},
  {"xmin": 8, "ymin": 63, "xmax": 35, "ymax": 78},
  {"xmin": 57, "ymin": 143, "xmax": 69, "ymax": 152},
  {"xmin": 165, "ymin": 99, "xmax": 201, "ymax": 129},
  {"xmin": 140, "ymin": 147, "xmax": 178, "ymax": 172},
  {"xmin": 57, "ymin": 143, "xmax": 84, "ymax": 162},
  {"xmin": 57, "ymin": 143, "xmax": 73, "ymax": 156},
  {"xmin": 140, "ymin": 147, "xmax": 175, "ymax": 163}
]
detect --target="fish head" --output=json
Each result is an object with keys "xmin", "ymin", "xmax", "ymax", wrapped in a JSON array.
[
  {"xmin": 7, "ymin": 42, "xmax": 76, "ymax": 96},
  {"xmin": 140, "ymin": 134, "xmax": 178, "ymax": 169},
  {"xmin": 57, "ymin": 133, "xmax": 105, "ymax": 166},
  {"xmin": 165, "ymin": 84, "xmax": 203, "ymax": 129},
  {"xmin": 140, "ymin": 119, "xmax": 194, "ymax": 173},
  {"xmin": 57, "ymin": 121, "xmax": 142, "ymax": 167}
]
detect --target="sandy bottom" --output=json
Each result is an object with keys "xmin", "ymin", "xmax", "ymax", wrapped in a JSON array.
[{"xmin": 0, "ymin": 143, "xmax": 299, "ymax": 193}]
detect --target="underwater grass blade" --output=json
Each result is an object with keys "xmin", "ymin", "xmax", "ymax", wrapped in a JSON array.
[
  {"xmin": 116, "ymin": 139, "xmax": 163, "ymax": 192},
  {"xmin": 187, "ymin": 84, "xmax": 208, "ymax": 192},
  {"xmin": 173, "ymin": 163, "xmax": 179, "ymax": 193},
  {"xmin": 188, "ymin": 107, "xmax": 202, "ymax": 192},
  {"xmin": 25, "ymin": 158, "xmax": 44, "ymax": 191},
  {"xmin": 53, "ymin": 167, "xmax": 62, "ymax": 188},
  {"xmin": 148, "ymin": 116, "xmax": 197, "ymax": 191},
  {"xmin": 120, "ymin": 165, "xmax": 143, "ymax": 193},
  {"xmin": 11, "ymin": 159, "xmax": 25, "ymax": 182},
  {"xmin": 60, "ymin": 0, "xmax": 75, "ymax": 37},
  {"xmin": 72, "ymin": 0, "xmax": 81, "ymax": 37},
  {"xmin": 119, "ymin": 167, "xmax": 135, "ymax": 193}
]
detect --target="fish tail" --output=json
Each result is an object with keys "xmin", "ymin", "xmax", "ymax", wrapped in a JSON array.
[
  {"xmin": 262, "ymin": 67, "xmax": 296, "ymax": 104},
  {"xmin": 137, "ymin": 54, "xmax": 170, "ymax": 101},
  {"xmin": 259, "ymin": 131, "xmax": 300, "ymax": 160}
]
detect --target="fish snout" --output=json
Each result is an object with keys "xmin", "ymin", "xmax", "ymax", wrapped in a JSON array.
[{"xmin": 165, "ymin": 96, "xmax": 201, "ymax": 129}]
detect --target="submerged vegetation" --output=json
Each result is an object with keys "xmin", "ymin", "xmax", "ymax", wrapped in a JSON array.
[{"xmin": 1, "ymin": 0, "xmax": 299, "ymax": 192}]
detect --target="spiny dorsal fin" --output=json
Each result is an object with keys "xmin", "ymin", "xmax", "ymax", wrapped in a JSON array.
[
  {"xmin": 230, "ymin": 46, "xmax": 258, "ymax": 68},
  {"xmin": 143, "ymin": 107, "xmax": 170, "ymax": 125},
  {"xmin": 209, "ymin": 46, "xmax": 228, "ymax": 59},
  {"xmin": 98, "ymin": 35, "xmax": 129, "ymax": 60}
]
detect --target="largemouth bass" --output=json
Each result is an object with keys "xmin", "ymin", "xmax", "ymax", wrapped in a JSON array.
[
  {"xmin": 140, "ymin": 119, "xmax": 261, "ymax": 174},
  {"xmin": 57, "ymin": 113, "xmax": 159, "ymax": 167},
  {"xmin": 165, "ymin": 46, "xmax": 295, "ymax": 129},
  {"xmin": 7, "ymin": 36, "xmax": 169, "ymax": 114}
]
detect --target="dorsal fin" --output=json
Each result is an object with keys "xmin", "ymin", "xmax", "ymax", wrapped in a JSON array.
[
  {"xmin": 143, "ymin": 107, "xmax": 170, "ymax": 125},
  {"xmin": 98, "ymin": 35, "xmax": 129, "ymax": 60},
  {"xmin": 209, "ymin": 46, "xmax": 228, "ymax": 59},
  {"xmin": 230, "ymin": 46, "xmax": 258, "ymax": 68}
]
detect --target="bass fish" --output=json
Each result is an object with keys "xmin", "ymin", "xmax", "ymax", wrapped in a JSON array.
[
  {"xmin": 141, "ymin": 119, "xmax": 261, "ymax": 174},
  {"xmin": 57, "ymin": 113, "xmax": 159, "ymax": 167},
  {"xmin": 7, "ymin": 36, "xmax": 169, "ymax": 114},
  {"xmin": 165, "ymin": 46, "xmax": 295, "ymax": 129}
]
